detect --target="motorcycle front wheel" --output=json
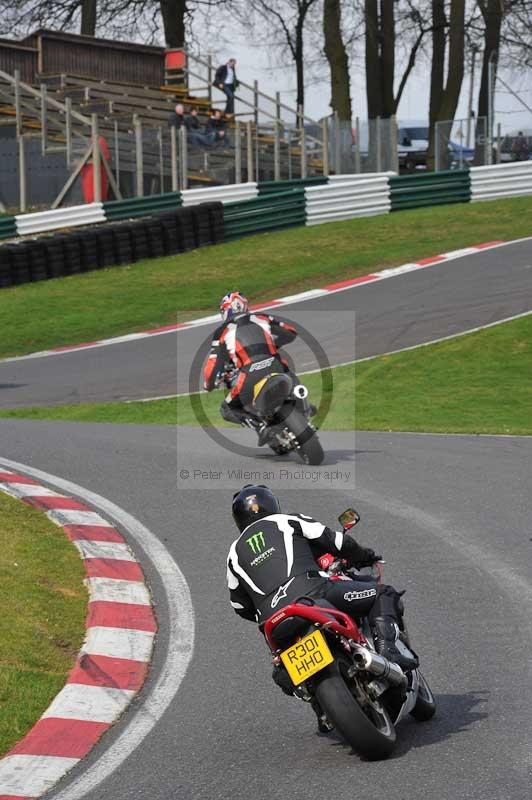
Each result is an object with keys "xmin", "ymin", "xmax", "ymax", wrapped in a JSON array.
[{"xmin": 314, "ymin": 657, "xmax": 396, "ymax": 759}]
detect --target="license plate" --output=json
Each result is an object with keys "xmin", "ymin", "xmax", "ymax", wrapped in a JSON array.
[{"xmin": 280, "ymin": 629, "xmax": 334, "ymax": 686}]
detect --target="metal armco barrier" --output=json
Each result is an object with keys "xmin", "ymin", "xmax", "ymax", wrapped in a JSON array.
[
  {"xmin": 223, "ymin": 188, "xmax": 306, "ymax": 239},
  {"xmin": 103, "ymin": 191, "xmax": 182, "ymax": 221},
  {"xmin": 305, "ymin": 174, "xmax": 391, "ymax": 226},
  {"xmin": 15, "ymin": 203, "xmax": 106, "ymax": 235},
  {"xmin": 389, "ymin": 170, "xmax": 470, "ymax": 211},
  {"xmin": 470, "ymin": 161, "xmax": 532, "ymax": 202},
  {"xmin": 0, "ymin": 216, "xmax": 17, "ymax": 240},
  {"xmin": 181, "ymin": 182, "xmax": 258, "ymax": 206},
  {"xmin": 258, "ymin": 177, "xmax": 328, "ymax": 195}
]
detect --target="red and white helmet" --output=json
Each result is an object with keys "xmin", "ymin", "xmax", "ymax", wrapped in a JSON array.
[{"xmin": 220, "ymin": 291, "xmax": 249, "ymax": 322}]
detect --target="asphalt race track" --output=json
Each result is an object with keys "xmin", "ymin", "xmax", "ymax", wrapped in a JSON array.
[
  {"xmin": 0, "ymin": 238, "xmax": 531, "ymax": 407},
  {"xmin": 0, "ymin": 421, "xmax": 531, "ymax": 800},
  {"xmin": 1, "ymin": 237, "xmax": 531, "ymax": 800}
]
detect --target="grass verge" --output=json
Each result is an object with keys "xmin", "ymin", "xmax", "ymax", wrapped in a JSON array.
[
  {"xmin": 0, "ymin": 197, "xmax": 531, "ymax": 358},
  {"xmin": 2, "ymin": 314, "xmax": 530, "ymax": 435},
  {"xmin": 0, "ymin": 492, "xmax": 86, "ymax": 756}
]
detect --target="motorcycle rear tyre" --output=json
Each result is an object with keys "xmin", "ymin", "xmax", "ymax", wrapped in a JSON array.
[
  {"xmin": 314, "ymin": 657, "xmax": 396, "ymax": 759},
  {"xmin": 284, "ymin": 409, "xmax": 324, "ymax": 465}
]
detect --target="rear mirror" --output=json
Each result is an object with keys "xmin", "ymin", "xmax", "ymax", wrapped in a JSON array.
[{"xmin": 338, "ymin": 508, "xmax": 360, "ymax": 530}]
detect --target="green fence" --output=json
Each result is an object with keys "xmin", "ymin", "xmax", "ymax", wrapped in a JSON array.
[
  {"xmin": 389, "ymin": 170, "xmax": 471, "ymax": 212},
  {"xmin": 224, "ymin": 188, "xmax": 307, "ymax": 239},
  {"xmin": 0, "ymin": 216, "xmax": 17, "ymax": 240},
  {"xmin": 258, "ymin": 177, "xmax": 328, "ymax": 195},
  {"xmin": 103, "ymin": 191, "xmax": 182, "ymax": 221}
]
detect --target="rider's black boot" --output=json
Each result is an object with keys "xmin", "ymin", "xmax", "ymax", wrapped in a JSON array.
[
  {"xmin": 311, "ymin": 699, "xmax": 334, "ymax": 734},
  {"xmin": 371, "ymin": 617, "xmax": 418, "ymax": 671}
]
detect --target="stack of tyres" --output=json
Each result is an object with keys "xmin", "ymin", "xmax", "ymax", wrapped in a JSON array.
[
  {"xmin": 62, "ymin": 234, "xmax": 83, "ymax": 275},
  {"xmin": 146, "ymin": 218, "xmax": 166, "ymax": 258},
  {"xmin": 0, "ymin": 246, "xmax": 12, "ymax": 288},
  {"xmin": 78, "ymin": 230, "xmax": 100, "ymax": 271},
  {"xmin": 175, "ymin": 207, "xmax": 196, "ymax": 252},
  {"xmin": 9, "ymin": 244, "xmax": 31, "ymax": 285},
  {"xmin": 26, "ymin": 240, "xmax": 48, "ymax": 282},
  {"xmin": 95, "ymin": 227, "xmax": 116, "ymax": 268},
  {"xmin": 43, "ymin": 236, "xmax": 67, "ymax": 278},
  {"xmin": 200, "ymin": 202, "xmax": 224, "ymax": 244},
  {"xmin": 157, "ymin": 212, "xmax": 182, "ymax": 255},
  {"xmin": 111, "ymin": 225, "xmax": 134, "ymax": 265},
  {"xmin": 190, "ymin": 205, "xmax": 213, "ymax": 247},
  {"xmin": 130, "ymin": 222, "xmax": 151, "ymax": 261}
]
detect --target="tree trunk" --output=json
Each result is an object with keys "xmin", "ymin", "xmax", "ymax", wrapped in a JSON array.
[
  {"xmin": 323, "ymin": 0, "xmax": 352, "ymax": 121},
  {"xmin": 428, "ymin": 0, "xmax": 466, "ymax": 170},
  {"xmin": 380, "ymin": 0, "xmax": 395, "ymax": 117},
  {"xmin": 160, "ymin": 0, "xmax": 187, "ymax": 48},
  {"xmin": 475, "ymin": 0, "xmax": 504, "ymax": 163},
  {"xmin": 365, "ymin": 0, "xmax": 381, "ymax": 119},
  {"xmin": 295, "ymin": 17, "xmax": 305, "ymax": 112},
  {"xmin": 80, "ymin": 0, "xmax": 97, "ymax": 36}
]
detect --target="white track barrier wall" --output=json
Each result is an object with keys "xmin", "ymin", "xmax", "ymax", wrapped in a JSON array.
[
  {"xmin": 470, "ymin": 161, "xmax": 532, "ymax": 202},
  {"xmin": 305, "ymin": 174, "xmax": 393, "ymax": 226},
  {"xmin": 181, "ymin": 182, "xmax": 258, "ymax": 206},
  {"xmin": 16, "ymin": 203, "xmax": 105, "ymax": 235}
]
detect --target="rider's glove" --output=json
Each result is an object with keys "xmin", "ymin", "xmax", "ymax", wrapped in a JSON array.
[{"xmin": 354, "ymin": 548, "xmax": 382, "ymax": 567}]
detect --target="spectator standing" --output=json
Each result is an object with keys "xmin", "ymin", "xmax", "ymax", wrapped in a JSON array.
[
  {"xmin": 206, "ymin": 109, "xmax": 227, "ymax": 147},
  {"xmin": 213, "ymin": 58, "xmax": 239, "ymax": 116}
]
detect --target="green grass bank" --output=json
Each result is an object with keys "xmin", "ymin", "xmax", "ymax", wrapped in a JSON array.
[{"xmin": 0, "ymin": 492, "xmax": 86, "ymax": 756}]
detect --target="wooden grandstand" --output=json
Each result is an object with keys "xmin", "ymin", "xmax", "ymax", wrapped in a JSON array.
[{"xmin": 0, "ymin": 29, "xmax": 327, "ymax": 209}]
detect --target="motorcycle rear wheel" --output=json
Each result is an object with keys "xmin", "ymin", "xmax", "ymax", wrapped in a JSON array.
[
  {"xmin": 410, "ymin": 671, "xmax": 436, "ymax": 721},
  {"xmin": 283, "ymin": 409, "xmax": 324, "ymax": 465},
  {"xmin": 314, "ymin": 657, "xmax": 396, "ymax": 759}
]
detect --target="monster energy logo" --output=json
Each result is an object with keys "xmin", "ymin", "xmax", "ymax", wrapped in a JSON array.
[{"xmin": 246, "ymin": 531, "xmax": 266, "ymax": 554}]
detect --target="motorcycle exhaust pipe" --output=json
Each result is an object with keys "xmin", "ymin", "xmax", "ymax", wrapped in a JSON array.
[{"xmin": 351, "ymin": 644, "xmax": 407, "ymax": 688}]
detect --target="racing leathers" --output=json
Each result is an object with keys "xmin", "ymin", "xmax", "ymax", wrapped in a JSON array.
[
  {"xmin": 203, "ymin": 312, "xmax": 298, "ymax": 431},
  {"xmin": 226, "ymin": 512, "xmax": 417, "ymax": 671}
]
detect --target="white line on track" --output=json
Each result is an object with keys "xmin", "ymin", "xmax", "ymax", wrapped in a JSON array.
[
  {"xmin": 137, "ymin": 309, "xmax": 532, "ymax": 402},
  {"xmin": 0, "ymin": 455, "xmax": 195, "ymax": 800}
]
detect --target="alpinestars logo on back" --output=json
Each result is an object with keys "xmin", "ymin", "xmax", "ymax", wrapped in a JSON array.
[{"xmin": 271, "ymin": 577, "xmax": 295, "ymax": 608}]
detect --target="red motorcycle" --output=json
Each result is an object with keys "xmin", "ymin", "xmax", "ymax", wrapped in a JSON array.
[{"xmin": 263, "ymin": 508, "xmax": 436, "ymax": 759}]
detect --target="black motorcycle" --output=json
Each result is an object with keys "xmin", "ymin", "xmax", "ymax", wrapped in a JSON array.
[{"xmin": 219, "ymin": 366, "xmax": 324, "ymax": 465}]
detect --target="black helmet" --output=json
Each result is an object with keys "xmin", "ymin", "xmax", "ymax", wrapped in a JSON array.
[{"xmin": 232, "ymin": 484, "xmax": 281, "ymax": 532}]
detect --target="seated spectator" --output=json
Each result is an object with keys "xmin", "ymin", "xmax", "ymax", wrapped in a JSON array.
[
  {"xmin": 205, "ymin": 108, "xmax": 227, "ymax": 147},
  {"xmin": 168, "ymin": 102, "xmax": 187, "ymax": 129},
  {"xmin": 213, "ymin": 58, "xmax": 239, "ymax": 116},
  {"xmin": 186, "ymin": 107, "xmax": 201, "ymax": 133},
  {"xmin": 186, "ymin": 107, "xmax": 210, "ymax": 148}
]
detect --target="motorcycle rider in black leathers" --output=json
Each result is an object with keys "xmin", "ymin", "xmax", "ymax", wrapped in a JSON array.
[
  {"xmin": 203, "ymin": 292, "xmax": 302, "ymax": 445},
  {"xmin": 227, "ymin": 485, "xmax": 417, "ymax": 711}
]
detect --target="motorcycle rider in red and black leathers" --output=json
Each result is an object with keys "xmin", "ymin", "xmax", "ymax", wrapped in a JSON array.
[
  {"xmin": 203, "ymin": 292, "xmax": 302, "ymax": 445},
  {"xmin": 228, "ymin": 485, "xmax": 418, "ymax": 714}
]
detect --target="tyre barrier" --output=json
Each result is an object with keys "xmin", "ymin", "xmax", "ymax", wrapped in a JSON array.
[
  {"xmin": 389, "ymin": 169, "xmax": 471, "ymax": 211},
  {"xmin": 0, "ymin": 202, "xmax": 224, "ymax": 291}
]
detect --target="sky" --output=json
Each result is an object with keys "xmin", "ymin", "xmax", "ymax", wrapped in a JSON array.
[{"xmin": 193, "ymin": 7, "xmax": 532, "ymax": 137}]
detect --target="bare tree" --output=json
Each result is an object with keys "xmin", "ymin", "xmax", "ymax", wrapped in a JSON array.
[
  {"xmin": 233, "ymin": 0, "xmax": 320, "ymax": 112},
  {"xmin": 81, "ymin": 0, "xmax": 97, "ymax": 35},
  {"xmin": 323, "ymin": 0, "xmax": 351, "ymax": 120},
  {"xmin": 427, "ymin": 0, "xmax": 466, "ymax": 169},
  {"xmin": 364, "ymin": 0, "xmax": 430, "ymax": 119},
  {"xmin": 0, "ymin": 0, "xmax": 229, "ymax": 48}
]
